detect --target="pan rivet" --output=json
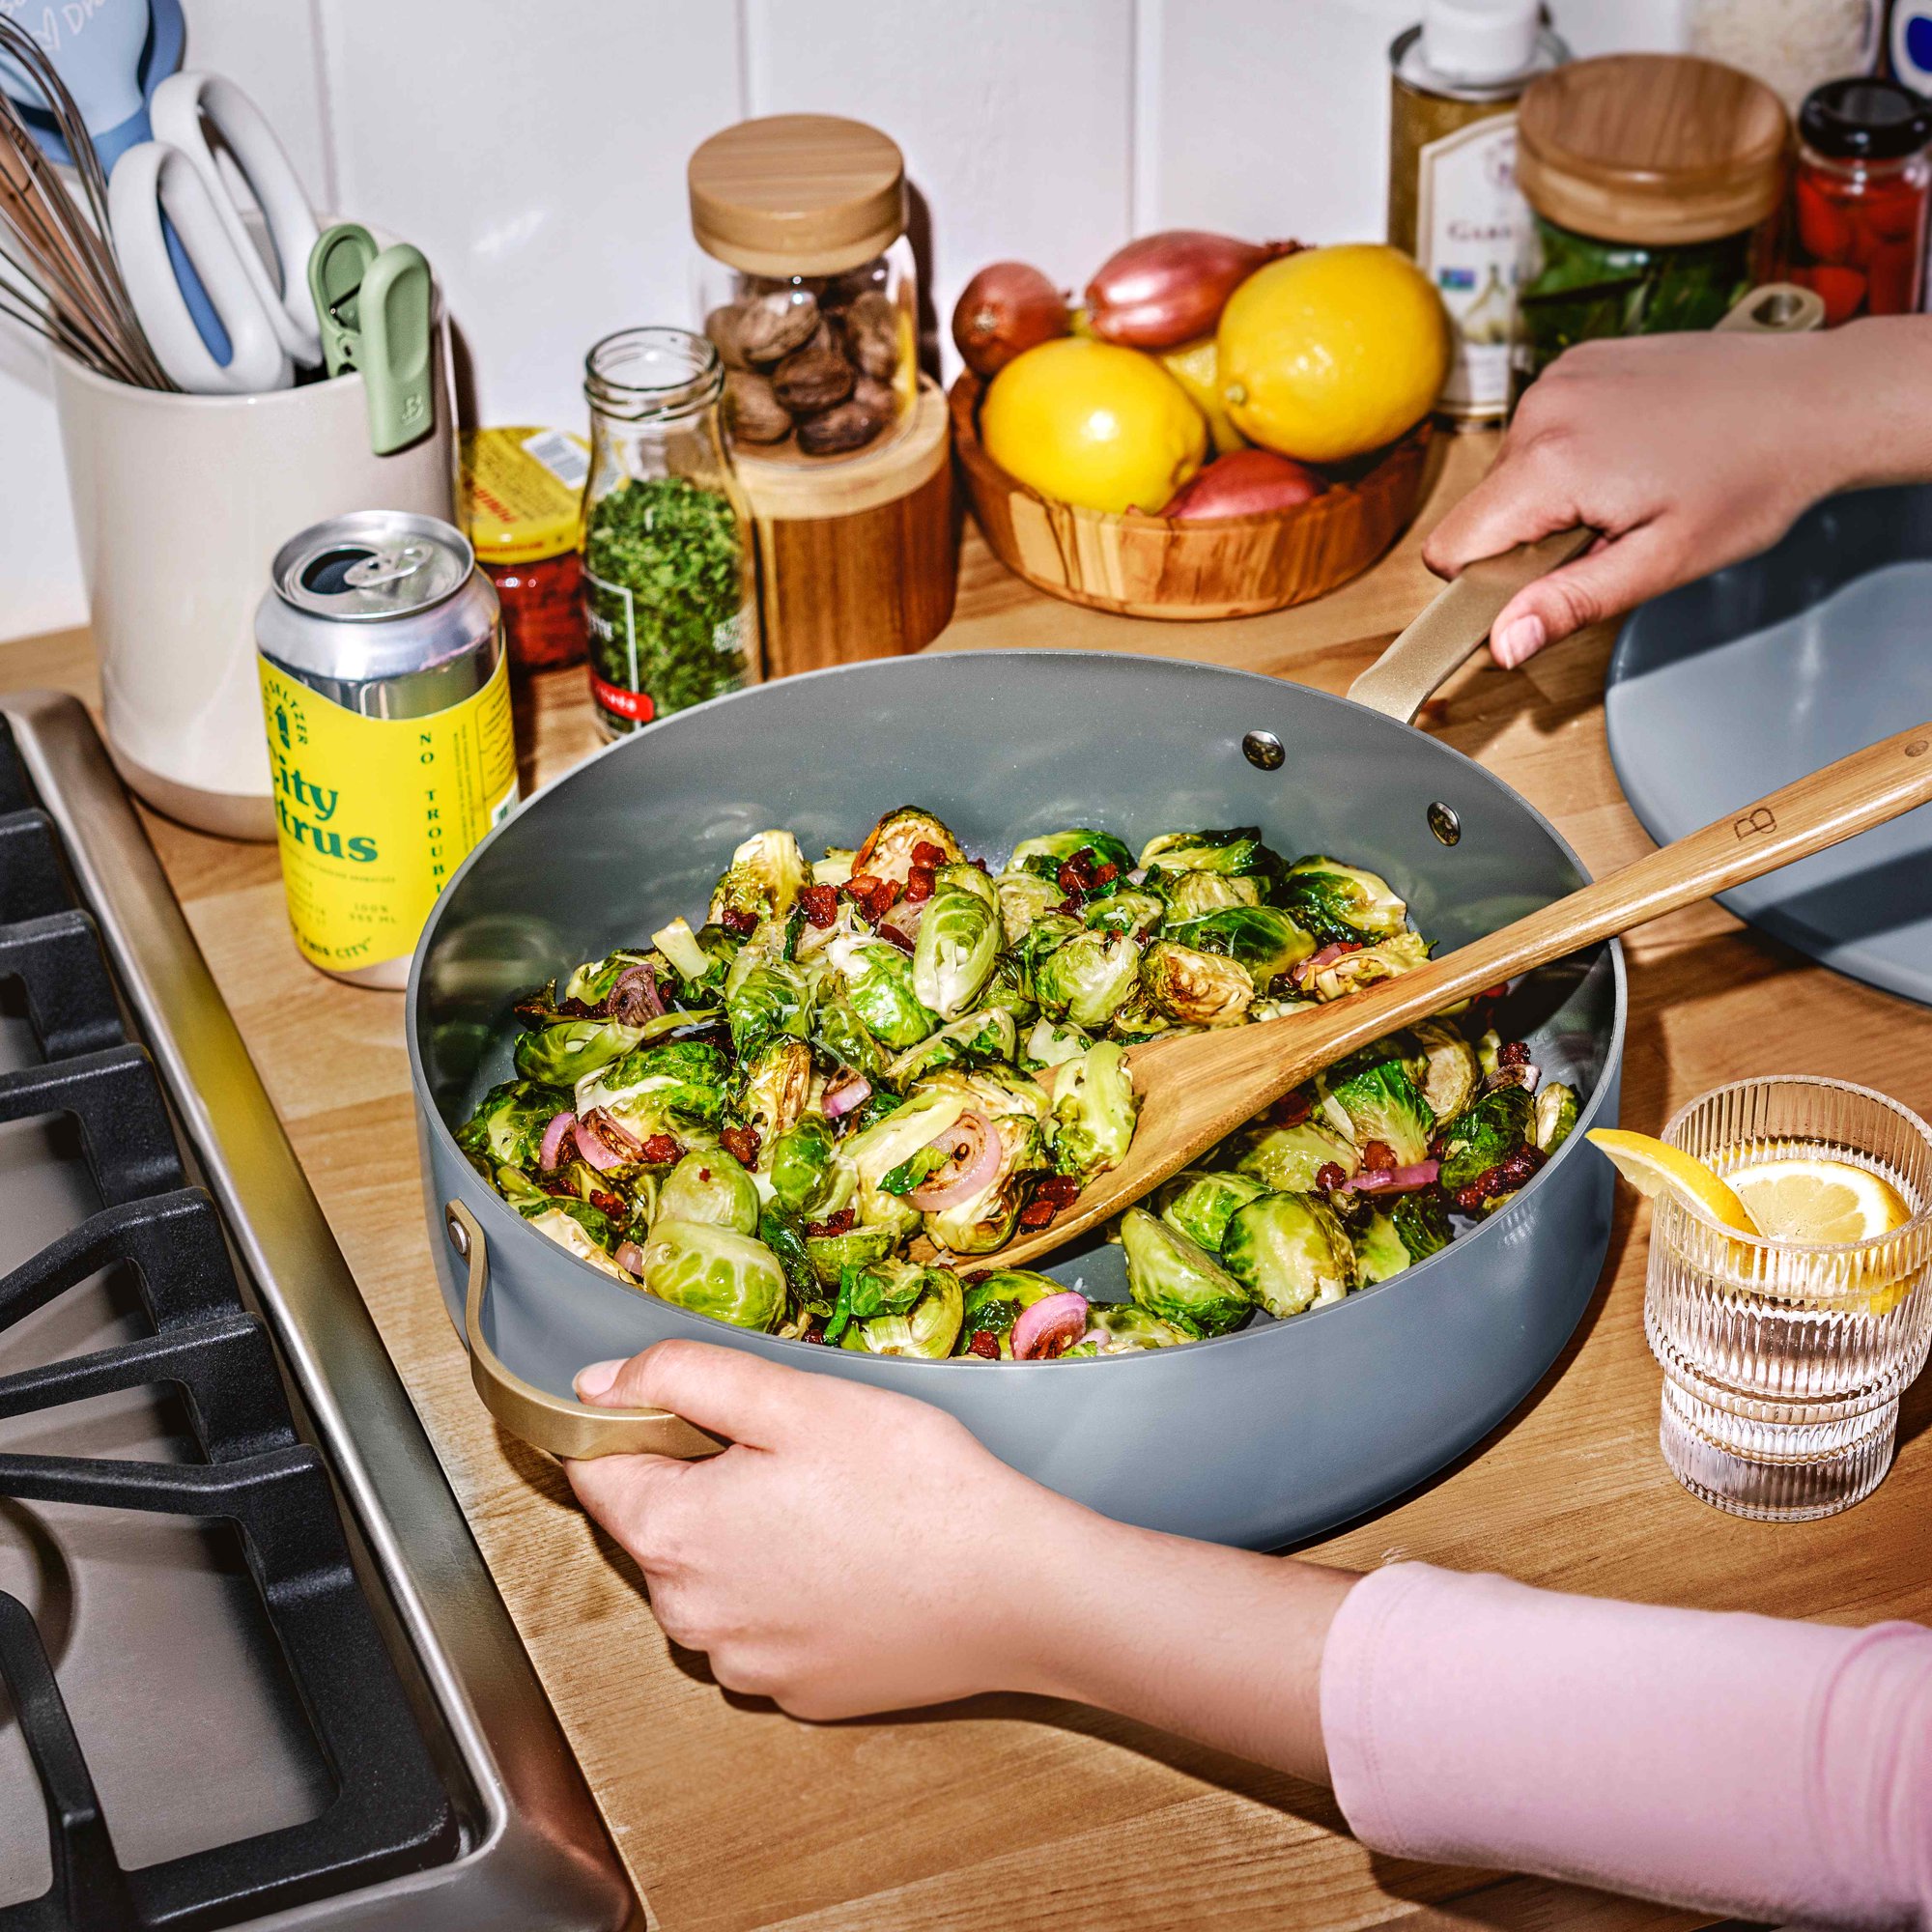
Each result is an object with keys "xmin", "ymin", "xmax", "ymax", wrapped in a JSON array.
[
  {"xmin": 445, "ymin": 1211, "xmax": 470, "ymax": 1257},
  {"xmin": 1242, "ymin": 730, "xmax": 1285, "ymax": 771},
  {"xmin": 1428, "ymin": 802, "xmax": 1462, "ymax": 846}
]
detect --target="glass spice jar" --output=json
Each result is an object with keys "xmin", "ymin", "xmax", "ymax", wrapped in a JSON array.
[
  {"xmin": 1788, "ymin": 77, "xmax": 1932, "ymax": 322},
  {"xmin": 458, "ymin": 426, "xmax": 590, "ymax": 673},
  {"xmin": 689, "ymin": 114, "xmax": 919, "ymax": 467},
  {"xmin": 580, "ymin": 327, "xmax": 760, "ymax": 739}
]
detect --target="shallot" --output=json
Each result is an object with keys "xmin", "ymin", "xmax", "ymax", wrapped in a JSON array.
[
  {"xmin": 607, "ymin": 960, "xmax": 664, "ymax": 1022},
  {"xmin": 539, "ymin": 1110, "xmax": 576, "ymax": 1172},
  {"xmin": 1337, "ymin": 1160, "xmax": 1441, "ymax": 1195},
  {"xmin": 1011, "ymin": 1292, "xmax": 1090, "ymax": 1361},
  {"xmin": 952, "ymin": 262, "xmax": 1071, "ymax": 378},
  {"xmin": 823, "ymin": 1074, "xmax": 872, "ymax": 1119},
  {"xmin": 614, "ymin": 1240, "xmax": 647, "ymax": 1277},
  {"xmin": 907, "ymin": 1110, "xmax": 1001, "ymax": 1210},
  {"xmin": 1086, "ymin": 231, "xmax": 1299, "ymax": 350},
  {"xmin": 573, "ymin": 1117, "xmax": 628, "ymax": 1175},
  {"xmin": 1161, "ymin": 448, "xmax": 1326, "ymax": 521}
]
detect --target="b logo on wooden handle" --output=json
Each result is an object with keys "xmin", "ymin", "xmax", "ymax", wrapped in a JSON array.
[{"xmin": 1734, "ymin": 806, "xmax": 1776, "ymax": 840}]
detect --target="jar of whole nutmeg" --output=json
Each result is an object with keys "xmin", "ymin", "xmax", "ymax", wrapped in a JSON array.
[{"xmin": 690, "ymin": 113, "xmax": 919, "ymax": 465}]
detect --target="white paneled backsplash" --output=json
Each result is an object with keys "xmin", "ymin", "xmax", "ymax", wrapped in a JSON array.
[{"xmin": 0, "ymin": 0, "xmax": 1685, "ymax": 641}]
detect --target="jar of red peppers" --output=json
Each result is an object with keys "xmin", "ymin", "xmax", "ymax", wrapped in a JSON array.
[
  {"xmin": 1789, "ymin": 77, "xmax": 1932, "ymax": 324},
  {"xmin": 457, "ymin": 427, "xmax": 591, "ymax": 672}
]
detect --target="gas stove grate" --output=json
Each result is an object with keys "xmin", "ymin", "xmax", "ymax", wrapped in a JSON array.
[{"xmin": 0, "ymin": 719, "xmax": 456, "ymax": 1932}]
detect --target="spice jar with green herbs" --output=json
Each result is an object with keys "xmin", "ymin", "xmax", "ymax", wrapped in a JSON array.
[
  {"xmin": 581, "ymin": 327, "xmax": 759, "ymax": 736},
  {"xmin": 1511, "ymin": 54, "xmax": 1788, "ymax": 397}
]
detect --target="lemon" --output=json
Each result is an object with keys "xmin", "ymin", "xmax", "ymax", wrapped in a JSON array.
[
  {"xmin": 980, "ymin": 337, "xmax": 1207, "ymax": 516},
  {"xmin": 1157, "ymin": 336, "xmax": 1246, "ymax": 457},
  {"xmin": 1584, "ymin": 1128, "xmax": 1756, "ymax": 1233},
  {"xmin": 1216, "ymin": 243, "xmax": 1451, "ymax": 464},
  {"xmin": 1728, "ymin": 1156, "xmax": 1909, "ymax": 1246}
]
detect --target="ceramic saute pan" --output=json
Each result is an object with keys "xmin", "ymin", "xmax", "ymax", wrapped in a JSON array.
[{"xmin": 409, "ymin": 530, "xmax": 1627, "ymax": 1550}]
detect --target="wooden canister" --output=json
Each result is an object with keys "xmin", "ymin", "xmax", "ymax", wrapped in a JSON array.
[{"xmin": 731, "ymin": 378, "xmax": 956, "ymax": 679}]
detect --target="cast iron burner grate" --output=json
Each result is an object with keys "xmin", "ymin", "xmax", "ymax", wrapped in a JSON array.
[{"xmin": 0, "ymin": 719, "xmax": 455, "ymax": 1931}]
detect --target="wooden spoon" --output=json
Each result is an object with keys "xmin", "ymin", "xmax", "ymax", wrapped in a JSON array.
[{"xmin": 983, "ymin": 721, "xmax": 1932, "ymax": 1271}]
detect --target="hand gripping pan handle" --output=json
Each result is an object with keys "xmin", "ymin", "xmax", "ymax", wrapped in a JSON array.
[{"xmin": 446, "ymin": 1201, "xmax": 724, "ymax": 1462}]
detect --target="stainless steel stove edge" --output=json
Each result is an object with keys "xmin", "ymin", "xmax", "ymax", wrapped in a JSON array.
[{"xmin": 0, "ymin": 691, "xmax": 636, "ymax": 1932}]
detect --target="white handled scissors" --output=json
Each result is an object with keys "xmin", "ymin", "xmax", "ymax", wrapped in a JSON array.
[{"xmin": 108, "ymin": 69, "xmax": 322, "ymax": 393}]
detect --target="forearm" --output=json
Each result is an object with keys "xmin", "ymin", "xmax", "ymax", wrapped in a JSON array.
[{"xmin": 1819, "ymin": 316, "xmax": 1932, "ymax": 494}]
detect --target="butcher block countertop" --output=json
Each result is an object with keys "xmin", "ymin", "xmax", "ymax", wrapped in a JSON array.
[{"xmin": 8, "ymin": 430, "xmax": 1932, "ymax": 1932}]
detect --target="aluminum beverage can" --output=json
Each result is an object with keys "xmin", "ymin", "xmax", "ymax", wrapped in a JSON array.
[{"xmin": 255, "ymin": 511, "xmax": 519, "ymax": 988}]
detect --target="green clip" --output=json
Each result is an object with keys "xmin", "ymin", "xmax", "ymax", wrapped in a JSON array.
[{"xmin": 304, "ymin": 224, "xmax": 436, "ymax": 455}]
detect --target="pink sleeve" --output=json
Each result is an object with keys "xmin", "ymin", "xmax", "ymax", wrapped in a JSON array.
[{"xmin": 1320, "ymin": 1561, "xmax": 1932, "ymax": 1928}]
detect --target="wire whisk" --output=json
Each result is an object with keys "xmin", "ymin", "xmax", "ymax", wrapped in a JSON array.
[{"xmin": 0, "ymin": 17, "xmax": 171, "ymax": 388}]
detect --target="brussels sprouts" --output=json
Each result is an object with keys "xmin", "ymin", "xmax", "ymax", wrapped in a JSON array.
[
  {"xmin": 853, "ymin": 806, "xmax": 964, "ymax": 885},
  {"xmin": 455, "ymin": 1080, "xmax": 573, "ymax": 1167},
  {"xmin": 528, "ymin": 1204, "xmax": 638, "ymax": 1281},
  {"xmin": 980, "ymin": 956, "xmax": 1040, "ymax": 1028},
  {"xmin": 994, "ymin": 869, "xmax": 1068, "ymax": 947},
  {"xmin": 1160, "ymin": 870, "xmax": 1262, "ymax": 918},
  {"xmin": 1276, "ymin": 856, "xmax": 1408, "ymax": 945},
  {"xmin": 758, "ymin": 1206, "xmax": 823, "ymax": 1316},
  {"xmin": 1404, "ymin": 1020, "xmax": 1481, "ymax": 1124},
  {"xmin": 1119, "ymin": 1206, "xmax": 1252, "ymax": 1337},
  {"xmin": 1249, "ymin": 997, "xmax": 1321, "ymax": 1023},
  {"xmin": 1156, "ymin": 1168, "xmax": 1268, "ymax": 1252},
  {"xmin": 933, "ymin": 861, "xmax": 999, "ymax": 910},
  {"xmin": 1010, "ymin": 911, "xmax": 1083, "ymax": 993},
  {"xmin": 1034, "ymin": 929, "xmax": 1140, "ymax": 1029},
  {"xmin": 922, "ymin": 1111, "xmax": 1048, "ymax": 1255},
  {"xmin": 490, "ymin": 1162, "xmax": 553, "ymax": 1212},
  {"xmin": 561, "ymin": 949, "xmax": 656, "ymax": 1008},
  {"xmin": 639, "ymin": 1220, "xmax": 787, "ymax": 1330},
  {"xmin": 733, "ymin": 1037, "xmax": 813, "ymax": 1140},
  {"xmin": 658, "ymin": 1149, "xmax": 760, "ymax": 1235},
  {"xmin": 827, "ymin": 935, "xmax": 939, "ymax": 1050},
  {"xmin": 808, "ymin": 981, "xmax": 890, "ymax": 1082},
  {"xmin": 724, "ymin": 958, "xmax": 812, "ymax": 1060},
  {"xmin": 1222, "ymin": 1193, "xmax": 1355, "ymax": 1318},
  {"xmin": 1533, "ymin": 1081, "xmax": 1579, "ymax": 1154},
  {"xmin": 1107, "ymin": 999, "xmax": 1186, "ymax": 1046},
  {"xmin": 651, "ymin": 916, "xmax": 722, "ymax": 989},
  {"xmin": 1301, "ymin": 930, "xmax": 1432, "ymax": 1002},
  {"xmin": 1438, "ymin": 1084, "xmax": 1535, "ymax": 1191},
  {"xmin": 840, "ymin": 1086, "xmax": 969, "ymax": 1179},
  {"xmin": 1084, "ymin": 889, "xmax": 1165, "ymax": 940},
  {"xmin": 1047, "ymin": 1040, "xmax": 1138, "ymax": 1182},
  {"xmin": 839, "ymin": 1265, "xmax": 964, "ymax": 1358},
  {"xmin": 709, "ymin": 829, "xmax": 810, "ymax": 929},
  {"xmin": 957, "ymin": 1267, "xmax": 1064, "ymax": 1356},
  {"xmin": 884, "ymin": 1009, "xmax": 1016, "ymax": 1085},
  {"xmin": 1474, "ymin": 1028, "xmax": 1503, "ymax": 1077},
  {"xmin": 804, "ymin": 1222, "xmax": 899, "ymax": 1286},
  {"xmin": 1009, "ymin": 828, "xmax": 1134, "ymax": 875},
  {"xmin": 1063, "ymin": 1303, "xmax": 1196, "ymax": 1355},
  {"xmin": 928, "ymin": 1065, "xmax": 1052, "ymax": 1128},
  {"xmin": 1320, "ymin": 1058, "xmax": 1436, "ymax": 1168},
  {"xmin": 911, "ymin": 885, "xmax": 1001, "ymax": 1019},
  {"xmin": 1236, "ymin": 1120, "xmax": 1361, "ymax": 1192},
  {"xmin": 766, "ymin": 1115, "xmax": 848, "ymax": 1218},
  {"xmin": 1138, "ymin": 827, "xmax": 1284, "ymax": 885},
  {"xmin": 575, "ymin": 1039, "xmax": 729, "ymax": 1139},
  {"xmin": 1140, "ymin": 940, "xmax": 1254, "ymax": 1024},
  {"xmin": 1353, "ymin": 1193, "xmax": 1453, "ymax": 1285},
  {"xmin": 1021, "ymin": 1015, "xmax": 1092, "ymax": 1071},
  {"xmin": 514, "ymin": 1014, "xmax": 711, "ymax": 1087},
  {"xmin": 1164, "ymin": 906, "xmax": 1315, "ymax": 987}
]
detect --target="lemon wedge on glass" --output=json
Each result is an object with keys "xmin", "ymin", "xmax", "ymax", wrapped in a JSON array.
[
  {"xmin": 1584, "ymin": 1127, "xmax": 1756, "ymax": 1232},
  {"xmin": 1728, "ymin": 1156, "xmax": 1909, "ymax": 1246}
]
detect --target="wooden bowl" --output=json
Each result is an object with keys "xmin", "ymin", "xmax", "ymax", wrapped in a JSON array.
[{"xmin": 949, "ymin": 374, "xmax": 1433, "ymax": 621}]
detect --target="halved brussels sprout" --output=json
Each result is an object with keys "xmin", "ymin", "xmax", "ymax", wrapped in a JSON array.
[
  {"xmin": 1352, "ymin": 1193, "xmax": 1451, "ymax": 1285},
  {"xmin": 1277, "ymin": 856, "xmax": 1408, "ymax": 945},
  {"xmin": 528, "ymin": 1203, "xmax": 638, "ymax": 1282},
  {"xmin": 808, "ymin": 980, "xmax": 890, "ymax": 1081},
  {"xmin": 813, "ymin": 847, "xmax": 857, "ymax": 888},
  {"xmin": 1160, "ymin": 870, "xmax": 1262, "ymax": 918},
  {"xmin": 1021, "ymin": 1015, "xmax": 1092, "ymax": 1072},
  {"xmin": 575, "ymin": 1039, "xmax": 729, "ymax": 1140},
  {"xmin": 1302, "ymin": 930, "xmax": 1432, "ymax": 1002},
  {"xmin": 659, "ymin": 1149, "xmax": 760, "ymax": 1234},
  {"xmin": 1404, "ymin": 1020, "xmax": 1481, "ymax": 1123},
  {"xmin": 980, "ymin": 956, "xmax": 1040, "ymax": 1028},
  {"xmin": 1063, "ymin": 1303, "xmax": 1196, "ymax": 1355},
  {"xmin": 1106, "ymin": 999, "xmax": 1185, "ymax": 1047},
  {"xmin": 709, "ymin": 829, "xmax": 809, "ymax": 929},
  {"xmin": 854, "ymin": 806, "xmax": 964, "ymax": 885},
  {"xmin": 1156, "ymin": 1168, "xmax": 1268, "ymax": 1252},
  {"xmin": 1119, "ymin": 1206, "xmax": 1252, "ymax": 1337},
  {"xmin": 1084, "ymin": 889, "xmax": 1165, "ymax": 940},
  {"xmin": 911, "ymin": 885, "xmax": 1001, "ymax": 1019},
  {"xmin": 804, "ymin": 1223, "xmax": 898, "ymax": 1287},
  {"xmin": 758, "ymin": 1205, "xmax": 823, "ymax": 1316},
  {"xmin": 1140, "ymin": 940, "xmax": 1254, "ymax": 1024},
  {"xmin": 732, "ymin": 1037, "xmax": 813, "ymax": 1140},
  {"xmin": 1438, "ymin": 1084, "xmax": 1535, "ymax": 1191},
  {"xmin": 455, "ymin": 1080, "xmax": 573, "ymax": 1167},
  {"xmin": 724, "ymin": 957, "xmax": 813, "ymax": 1060},
  {"xmin": 1009, "ymin": 828, "xmax": 1134, "ymax": 875},
  {"xmin": 933, "ymin": 861, "xmax": 999, "ymax": 911},
  {"xmin": 1222, "ymin": 1192, "xmax": 1355, "ymax": 1318},
  {"xmin": 1236, "ymin": 1120, "xmax": 1361, "ymax": 1192},
  {"xmin": 1533, "ymin": 1081, "xmax": 1579, "ymax": 1154},
  {"xmin": 993, "ymin": 869, "xmax": 1068, "ymax": 947},
  {"xmin": 1163, "ymin": 905, "xmax": 1314, "ymax": 987},
  {"xmin": 765, "ymin": 1115, "xmax": 850, "ymax": 1219},
  {"xmin": 639, "ymin": 1220, "xmax": 787, "ymax": 1330},
  {"xmin": 840, "ymin": 1265, "xmax": 964, "ymax": 1358},
  {"xmin": 1034, "ymin": 929, "xmax": 1140, "ymax": 1029},
  {"xmin": 922, "ymin": 1111, "xmax": 1048, "ymax": 1255},
  {"xmin": 1011, "ymin": 912, "xmax": 1084, "ymax": 996},
  {"xmin": 1320, "ymin": 1057, "xmax": 1436, "ymax": 1169},
  {"xmin": 884, "ymin": 1009, "xmax": 1017, "ymax": 1085},
  {"xmin": 840, "ymin": 1085, "xmax": 968, "ymax": 1178},
  {"xmin": 824, "ymin": 934, "xmax": 939, "ymax": 1049},
  {"xmin": 514, "ymin": 1015, "xmax": 709, "ymax": 1087},
  {"xmin": 1138, "ymin": 827, "xmax": 1284, "ymax": 884},
  {"xmin": 958, "ymin": 1268, "xmax": 1065, "ymax": 1356},
  {"xmin": 1047, "ymin": 1040, "xmax": 1138, "ymax": 1183}
]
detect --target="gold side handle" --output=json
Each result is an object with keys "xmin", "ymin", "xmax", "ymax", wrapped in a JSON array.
[
  {"xmin": 1715, "ymin": 281, "xmax": 1827, "ymax": 334},
  {"xmin": 446, "ymin": 1200, "xmax": 725, "ymax": 1463}
]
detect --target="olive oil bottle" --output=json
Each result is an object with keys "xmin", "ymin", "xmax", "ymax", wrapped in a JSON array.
[{"xmin": 1388, "ymin": 0, "xmax": 1567, "ymax": 424}]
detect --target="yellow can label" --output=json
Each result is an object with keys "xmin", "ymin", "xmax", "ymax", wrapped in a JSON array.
[{"xmin": 260, "ymin": 652, "xmax": 519, "ymax": 976}]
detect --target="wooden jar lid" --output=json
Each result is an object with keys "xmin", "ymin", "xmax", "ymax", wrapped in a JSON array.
[
  {"xmin": 1518, "ymin": 54, "xmax": 1788, "ymax": 244},
  {"xmin": 689, "ymin": 114, "xmax": 906, "ymax": 277}
]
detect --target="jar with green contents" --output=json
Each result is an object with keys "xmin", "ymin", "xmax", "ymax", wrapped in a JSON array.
[
  {"xmin": 581, "ymin": 327, "xmax": 760, "ymax": 736},
  {"xmin": 1512, "ymin": 54, "xmax": 1789, "ymax": 397}
]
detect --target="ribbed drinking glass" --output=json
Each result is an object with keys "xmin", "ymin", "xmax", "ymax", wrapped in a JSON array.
[{"xmin": 1646, "ymin": 1075, "xmax": 1932, "ymax": 1520}]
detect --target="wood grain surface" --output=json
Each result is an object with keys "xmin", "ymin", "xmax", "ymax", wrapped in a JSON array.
[{"xmin": 8, "ymin": 428, "xmax": 1930, "ymax": 1932}]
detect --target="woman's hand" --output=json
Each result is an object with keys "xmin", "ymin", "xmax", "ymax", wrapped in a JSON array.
[{"xmin": 1423, "ymin": 321, "xmax": 1926, "ymax": 667}]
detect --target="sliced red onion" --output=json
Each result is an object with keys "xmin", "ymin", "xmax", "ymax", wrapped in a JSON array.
[
  {"xmin": 824, "ymin": 1074, "xmax": 872, "ymax": 1119},
  {"xmin": 608, "ymin": 960, "xmax": 664, "ymax": 1022},
  {"xmin": 908, "ymin": 1109, "xmax": 1001, "ymax": 1211},
  {"xmin": 614, "ymin": 1239, "xmax": 646, "ymax": 1277},
  {"xmin": 582, "ymin": 1105, "xmax": 645, "ymax": 1158},
  {"xmin": 1126, "ymin": 867, "xmax": 1147, "ymax": 887},
  {"xmin": 574, "ymin": 1120, "xmax": 627, "ymax": 1174},
  {"xmin": 1482, "ymin": 1063, "xmax": 1539, "ymax": 1094},
  {"xmin": 1338, "ymin": 1159, "xmax": 1441, "ymax": 1195},
  {"xmin": 539, "ymin": 1110, "xmax": 576, "ymax": 1172},
  {"xmin": 1012, "ymin": 1291, "xmax": 1089, "ymax": 1361},
  {"xmin": 1294, "ymin": 941, "xmax": 1357, "ymax": 986}
]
